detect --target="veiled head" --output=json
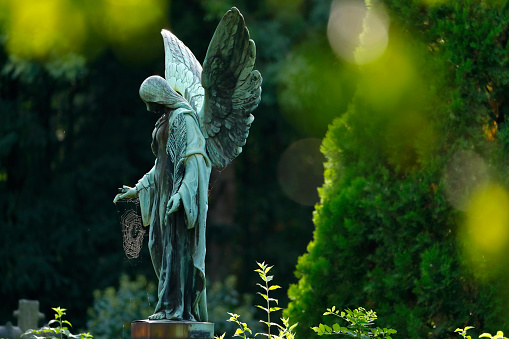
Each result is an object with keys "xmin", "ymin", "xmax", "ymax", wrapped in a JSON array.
[{"xmin": 139, "ymin": 75, "xmax": 192, "ymax": 113}]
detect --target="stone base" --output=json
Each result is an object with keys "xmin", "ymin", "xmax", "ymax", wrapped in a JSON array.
[{"xmin": 131, "ymin": 319, "xmax": 214, "ymax": 339}]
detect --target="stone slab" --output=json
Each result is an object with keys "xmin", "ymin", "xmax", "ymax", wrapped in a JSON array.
[
  {"xmin": 131, "ymin": 320, "xmax": 214, "ymax": 339},
  {"xmin": 13, "ymin": 300, "xmax": 44, "ymax": 332}
]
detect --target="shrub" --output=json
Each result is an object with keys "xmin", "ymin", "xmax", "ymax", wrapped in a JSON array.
[
  {"xmin": 286, "ymin": 0, "xmax": 509, "ymax": 337},
  {"xmin": 87, "ymin": 275, "xmax": 156, "ymax": 339}
]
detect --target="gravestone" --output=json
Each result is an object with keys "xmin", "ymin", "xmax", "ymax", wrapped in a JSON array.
[
  {"xmin": 0, "ymin": 321, "xmax": 22, "ymax": 339},
  {"xmin": 13, "ymin": 300, "xmax": 44, "ymax": 333}
]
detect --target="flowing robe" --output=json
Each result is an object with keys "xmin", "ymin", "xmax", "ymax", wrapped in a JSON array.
[{"xmin": 135, "ymin": 107, "xmax": 211, "ymax": 321}]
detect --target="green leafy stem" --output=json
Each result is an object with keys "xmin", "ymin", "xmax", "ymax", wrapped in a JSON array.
[
  {"xmin": 312, "ymin": 306, "xmax": 397, "ymax": 338},
  {"xmin": 23, "ymin": 307, "xmax": 93, "ymax": 339}
]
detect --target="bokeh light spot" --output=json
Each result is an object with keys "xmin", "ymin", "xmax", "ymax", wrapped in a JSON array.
[
  {"xmin": 359, "ymin": 42, "xmax": 417, "ymax": 112},
  {"xmin": 2, "ymin": 0, "xmax": 167, "ymax": 63},
  {"xmin": 96, "ymin": 0, "xmax": 168, "ymax": 63},
  {"xmin": 101, "ymin": 0, "xmax": 166, "ymax": 41},
  {"xmin": 6, "ymin": 0, "xmax": 86, "ymax": 59},
  {"xmin": 354, "ymin": 3, "xmax": 389, "ymax": 65},
  {"xmin": 327, "ymin": 0, "xmax": 388, "ymax": 65},
  {"xmin": 461, "ymin": 184, "xmax": 509, "ymax": 276},
  {"xmin": 278, "ymin": 138, "xmax": 325, "ymax": 206},
  {"xmin": 444, "ymin": 150, "xmax": 489, "ymax": 211}
]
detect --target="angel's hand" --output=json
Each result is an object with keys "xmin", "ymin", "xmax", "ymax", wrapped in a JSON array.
[
  {"xmin": 166, "ymin": 192, "xmax": 181, "ymax": 217},
  {"xmin": 113, "ymin": 185, "xmax": 138, "ymax": 203}
]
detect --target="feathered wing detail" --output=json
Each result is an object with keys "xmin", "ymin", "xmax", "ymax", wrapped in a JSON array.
[
  {"xmin": 162, "ymin": 30, "xmax": 205, "ymax": 113},
  {"xmin": 166, "ymin": 112, "xmax": 187, "ymax": 196},
  {"xmin": 200, "ymin": 7, "xmax": 262, "ymax": 168}
]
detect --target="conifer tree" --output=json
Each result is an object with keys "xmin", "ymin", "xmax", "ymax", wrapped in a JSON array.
[{"xmin": 286, "ymin": 1, "xmax": 509, "ymax": 337}]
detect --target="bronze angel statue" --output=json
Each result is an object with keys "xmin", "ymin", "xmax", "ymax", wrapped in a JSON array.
[{"xmin": 113, "ymin": 7, "xmax": 261, "ymax": 322}]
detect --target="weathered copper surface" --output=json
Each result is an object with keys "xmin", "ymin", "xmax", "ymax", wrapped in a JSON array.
[
  {"xmin": 131, "ymin": 320, "xmax": 214, "ymax": 339},
  {"xmin": 114, "ymin": 7, "xmax": 261, "ymax": 322}
]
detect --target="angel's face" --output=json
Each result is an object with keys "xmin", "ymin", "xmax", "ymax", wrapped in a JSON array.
[{"xmin": 146, "ymin": 102, "xmax": 165, "ymax": 114}]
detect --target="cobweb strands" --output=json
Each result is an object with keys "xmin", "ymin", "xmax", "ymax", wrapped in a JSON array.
[{"xmin": 116, "ymin": 198, "xmax": 145, "ymax": 259}]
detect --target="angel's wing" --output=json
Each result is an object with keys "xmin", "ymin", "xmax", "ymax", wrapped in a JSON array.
[
  {"xmin": 200, "ymin": 7, "xmax": 262, "ymax": 168},
  {"xmin": 162, "ymin": 29, "xmax": 205, "ymax": 113}
]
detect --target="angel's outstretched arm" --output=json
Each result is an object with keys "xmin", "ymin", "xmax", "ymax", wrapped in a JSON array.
[
  {"xmin": 136, "ymin": 165, "xmax": 156, "ymax": 226},
  {"xmin": 113, "ymin": 165, "xmax": 156, "ymax": 203},
  {"xmin": 135, "ymin": 165, "xmax": 156, "ymax": 193},
  {"xmin": 113, "ymin": 164, "xmax": 156, "ymax": 229},
  {"xmin": 113, "ymin": 185, "xmax": 137, "ymax": 203}
]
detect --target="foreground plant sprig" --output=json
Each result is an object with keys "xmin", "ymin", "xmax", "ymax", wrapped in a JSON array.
[
  {"xmin": 456, "ymin": 326, "xmax": 508, "ymax": 339},
  {"xmin": 226, "ymin": 312, "xmax": 252, "ymax": 339},
  {"xmin": 255, "ymin": 261, "xmax": 297, "ymax": 339},
  {"xmin": 23, "ymin": 307, "xmax": 93, "ymax": 339},
  {"xmin": 255, "ymin": 261, "xmax": 282, "ymax": 337},
  {"xmin": 312, "ymin": 306, "xmax": 396, "ymax": 338},
  {"xmin": 215, "ymin": 262, "xmax": 297, "ymax": 339}
]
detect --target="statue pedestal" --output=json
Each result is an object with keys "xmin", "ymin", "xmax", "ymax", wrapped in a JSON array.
[{"xmin": 131, "ymin": 320, "xmax": 214, "ymax": 339}]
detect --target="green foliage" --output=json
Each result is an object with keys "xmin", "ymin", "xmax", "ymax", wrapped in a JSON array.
[
  {"xmin": 254, "ymin": 261, "xmax": 285, "ymax": 338},
  {"xmin": 225, "ymin": 313, "xmax": 253, "ymax": 339},
  {"xmin": 216, "ymin": 262, "xmax": 297, "ymax": 339},
  {"xmin": 456, "ymin": 326, "xmax": 508, "ymax": 339},
  {"xmin": 87, "ymin": 275, "xmax": 156, "ymax": 339},
  {"xmin": 312, "ymin": 307, "xmax": 397, "ymax": 338},
  {"xmin": 286, "ymin": 0, "xmax": 509, "ymax": 338},
  {"xmin": 456, "ymin": 326, "xmax": 476, "ymax": 339},
  {"xmin": 24, "ymin": 307, "xmax": 92, "ymax": 339},
  {"xmin": 208, "ymin": 275, "xmax": 260, "ymax": 336}
]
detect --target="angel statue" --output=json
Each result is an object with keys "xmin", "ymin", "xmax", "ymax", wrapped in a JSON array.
[{"xmin": 113, "ymin": 7, "xmax": 261, "ymax": 322}]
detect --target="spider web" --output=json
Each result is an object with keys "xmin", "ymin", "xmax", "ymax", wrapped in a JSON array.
[{"xmin": 116, "ymin": 198, "xmax": 145, "ymax": 259}]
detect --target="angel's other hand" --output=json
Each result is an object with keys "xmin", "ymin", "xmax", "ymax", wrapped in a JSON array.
[
  {"xmin": 113, "ymin": 185, "xmax": 137, "ymax": 203},
  {"xmin": 166, "ymin": 192, "xmax": 181, "ymax": 216}
]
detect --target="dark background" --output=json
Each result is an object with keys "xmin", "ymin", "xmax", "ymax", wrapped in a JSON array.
[{"xmin": 0, "ymin": 0, "xmax": 353, "ymax": 330}]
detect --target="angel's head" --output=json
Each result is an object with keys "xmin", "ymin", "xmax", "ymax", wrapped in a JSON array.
[{"xmin": 139, "ymin": 75, "xmax": 193, "ymax": 113}]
